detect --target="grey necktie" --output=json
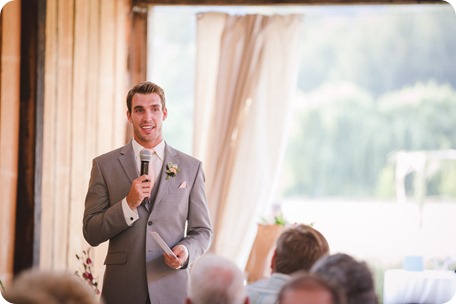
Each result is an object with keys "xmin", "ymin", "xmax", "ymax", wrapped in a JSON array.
[{"xmin": 141, "ymin": 149, "xmax": 161, "ymax": 212}]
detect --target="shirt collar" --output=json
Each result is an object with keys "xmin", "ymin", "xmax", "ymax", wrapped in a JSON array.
[{"xmin": 132, "ymin": 139, "xmax": 165, "ymax": 161}]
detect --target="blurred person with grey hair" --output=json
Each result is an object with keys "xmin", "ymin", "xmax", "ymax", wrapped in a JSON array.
[
  {"xmin": 246, "ymin": 223, "xmax": 329, "ymax": 304},
  {"xmin": 2, "ymin": 268, "xmax": 100, "ymax": 304},
  {"xmin": 187, "ymin": 254, "xmax": 249, "ymax": 304},
  {"xmin": 311, "ymin": 253, "xmax": 378, "ymax": 304}
]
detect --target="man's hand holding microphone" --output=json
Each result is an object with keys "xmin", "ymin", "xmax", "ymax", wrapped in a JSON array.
[{"xmin": 126, "ymin": 149, "xmax": 154, "ymax": 209}]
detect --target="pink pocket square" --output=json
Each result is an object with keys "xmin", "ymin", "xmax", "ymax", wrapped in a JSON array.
[{"xmin": 179, "ymin": 181, "xmax": 187, "ymax": 189}]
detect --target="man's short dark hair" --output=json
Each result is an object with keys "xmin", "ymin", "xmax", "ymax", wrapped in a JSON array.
[
  {"xmin": 274, "ymin": 224, "xmax": 329, "ymax": 274},
  {"xmin": 126, "ymin": 81, "xmax": 166, "ymax": 113}
]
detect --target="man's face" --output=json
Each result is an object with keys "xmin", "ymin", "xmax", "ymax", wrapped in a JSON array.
[{"xmin": 127, "ymin": 93, "xmax": 168, "ymax": 148}]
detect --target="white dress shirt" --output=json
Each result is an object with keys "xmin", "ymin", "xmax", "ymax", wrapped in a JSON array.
[{"xmin": 122, "ymin": 139, "xmax": 165, "ymax": 225}]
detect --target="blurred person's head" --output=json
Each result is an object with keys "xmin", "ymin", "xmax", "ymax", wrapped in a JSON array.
[
  {"xmin": 2, "ymin": 268, "xmax": 100, "ymax": 304},
  {"xmin": 273, "ymin": 224, "xmax": 329, "ymax": 274},
  {"xmin": 311, "ymin": 253, "xmax": 378, "ymax": 304},
  {"xmin": 187, "ymin": 254, "xmax": 249, "ymax": 304},
  {"xmin": 277, "ymin": 271, "xmax": 346, "ymax": 304}
]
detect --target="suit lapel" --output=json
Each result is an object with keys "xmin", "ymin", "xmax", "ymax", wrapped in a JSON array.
[
  {"xmin": 119, "ymin": 141, "xmax": 138, "ymax": 183},
  {"xmin": 153, "ymin": 143, "xmax": 179, "ymax": 209}
]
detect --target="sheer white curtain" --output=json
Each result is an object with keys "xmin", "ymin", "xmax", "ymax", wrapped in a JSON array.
[{"xmin": 195, "ymin": 12, "xmax": 303, "ymax": 266}]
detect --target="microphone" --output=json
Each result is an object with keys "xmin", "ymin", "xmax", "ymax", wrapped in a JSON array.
[
  {"xmin": 139, "ymin": 149, "xmax": 152, "ymax": 206},
  {"xmin": 140, "ymin": 149, "xmax": 152, "ymax": 176}
]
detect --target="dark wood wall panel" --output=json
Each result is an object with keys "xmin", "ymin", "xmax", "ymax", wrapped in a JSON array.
[{"xmin": 14, "ymin": 0, "xmax": 45, "ymax": 274}]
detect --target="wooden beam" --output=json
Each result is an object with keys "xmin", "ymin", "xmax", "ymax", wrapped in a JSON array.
[
  {"xmin": 35, "ymin": 0, "xmax": 46, "ymax": 268},
  {"xmin": 14, "ymin": 0, "xmax": 46, "ymax": 273},
  {"xmin": 0, "ymin": 0, "xmax": 21, "ymax": 283},
  {"xmin": 129, "ymin": 4, "xmax": 148, "ymax": 85},
  {"xmin": 133, "ymin": 0, "xmax": 446, "ymax": 5}
]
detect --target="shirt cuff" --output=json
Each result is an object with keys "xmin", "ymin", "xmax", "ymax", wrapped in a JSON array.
[
  {"xmin": 180, "ymin": 244, "xmax": 189, "ymax": 268},
  {"xmin": 122, "ymin": 198, "xmax": 139, "ymax": 226}
]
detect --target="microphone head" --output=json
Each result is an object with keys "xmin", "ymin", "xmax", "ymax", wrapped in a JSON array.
[{"xmin": 140, "ymin": 149, "xmax": 152, "ymax": 162}]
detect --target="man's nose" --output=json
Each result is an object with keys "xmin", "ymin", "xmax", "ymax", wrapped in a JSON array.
[{"xmin": 144, "ymin": 110, "xmax": 153, "ymax": 120}]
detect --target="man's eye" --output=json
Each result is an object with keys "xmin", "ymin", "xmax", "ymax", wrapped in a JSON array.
[{"xmin": 135, "ymin": 108, "xmax": 144, "ymax": 113}]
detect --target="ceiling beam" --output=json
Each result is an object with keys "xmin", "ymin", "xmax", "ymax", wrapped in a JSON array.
[{"xmin": 133, "ymin": 0, "xmax": 446, "ymax": 5}]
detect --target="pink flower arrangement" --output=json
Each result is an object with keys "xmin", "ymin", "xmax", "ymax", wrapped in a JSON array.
[{"xmin": 75, "ymin": 247, "xmax": 100, "ymax": 295}]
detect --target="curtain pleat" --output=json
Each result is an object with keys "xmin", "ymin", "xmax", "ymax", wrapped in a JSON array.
[
  {"xmin": 195, "ymin": 12, "xmax": 303, "ymax": 267},
  {"xmin": 40, "ymin": 0, "xmax": 130, "ymax": 290}
]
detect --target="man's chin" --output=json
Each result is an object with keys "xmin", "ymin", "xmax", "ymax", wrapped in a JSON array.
[{"xmin": 136, "ymin": 134, "xmax": 162, "ymax": 146}]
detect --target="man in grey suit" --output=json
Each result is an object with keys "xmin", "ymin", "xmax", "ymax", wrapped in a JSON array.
[{"xmin": 83, "ymin": 81, "xmax": 213, "ymax": 304}]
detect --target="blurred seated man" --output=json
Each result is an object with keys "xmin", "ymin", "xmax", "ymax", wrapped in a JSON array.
[
  {"xmin": 246, "ymin": 224, "xmax": 329, "ymax": 304},
  {"xmin": 187, "ymin": 254, "xmax": 249, "ymax": 304},
  {"xmin": 277, "ymin": 271, "xmax": 346, "ymax": 304},
  {"xmin": 311, "ymin": 253, "xmax": 378, "ymax": 304},
  {"xmin": 2, "ymin": 268, "xmax": 100, "ymax": 304}
]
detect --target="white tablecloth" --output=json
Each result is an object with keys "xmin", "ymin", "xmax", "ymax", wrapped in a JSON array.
[{"xmin": 383, "ymin": 269, "xmax": 456, "ymax": 304}]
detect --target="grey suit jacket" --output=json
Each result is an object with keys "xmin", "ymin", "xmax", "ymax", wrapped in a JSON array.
[{"xmin": 83, "ymin": 141, "xmax": 213, "ymax": 304}]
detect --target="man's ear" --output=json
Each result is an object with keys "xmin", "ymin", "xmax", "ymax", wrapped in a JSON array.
[
  {"xmin": 126, "ymin": 110, "xmax": 132, "ymax": 123},
  {"xmin": 270, "ymin": 250, "xmax": 277, "ymax": 271},
  {"xmin": 162, "ymin": 107, "xmax": 168, "ymax": 121}
]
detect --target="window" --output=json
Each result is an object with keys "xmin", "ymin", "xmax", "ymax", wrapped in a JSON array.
[{"xmin": 148, "ymin": 3, "xmax": 456, "ymax": 298}]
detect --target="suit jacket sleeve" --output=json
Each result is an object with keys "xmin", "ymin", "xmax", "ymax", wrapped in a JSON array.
[
  {"xmin": 83, "ymin": 156, "xmax": 132, "ymax": 246},
  {"xmin": 179, "ymin": 160, "xmax": 213, "ymax": 266}
]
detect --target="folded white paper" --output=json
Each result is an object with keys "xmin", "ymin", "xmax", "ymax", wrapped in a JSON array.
[{"xmin": 150, "ymin": 231, "xmax": 177, "ymax": 258}]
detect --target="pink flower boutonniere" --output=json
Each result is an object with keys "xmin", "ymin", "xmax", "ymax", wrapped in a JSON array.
[{"xmin": 165, "ymin": 162, "xmax": 180, "ymax": 180}]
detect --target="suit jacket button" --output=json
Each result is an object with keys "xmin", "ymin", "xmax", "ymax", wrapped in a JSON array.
[{"xmin": 148, "ymin": 221, "xmax": 152, "ymax": 226}]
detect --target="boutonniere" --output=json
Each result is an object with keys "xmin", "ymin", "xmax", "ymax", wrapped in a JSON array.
[{"xmin": 165, "ymin": 162, "xmax": 180, "ymax": 180}]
